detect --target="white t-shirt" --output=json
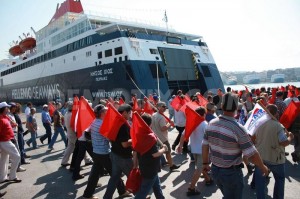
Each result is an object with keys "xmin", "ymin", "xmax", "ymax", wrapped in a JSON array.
[
  {"xmin": 183, "ymin": 121, "xmax": 207, "ymax": 154},
  {"xmin": 25, "ymin": 107, "xmax": 31, "ymax": 118},
  {"xmin": 174, "ymin": 110, "xmax": 186, "ymax": 127}
]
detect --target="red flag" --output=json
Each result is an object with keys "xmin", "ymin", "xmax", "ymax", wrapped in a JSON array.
[
  {"xmin": 296, "ymin": 88, "xmax": 300, "ymax": 97},
  {"xmin": 75, "ymin": 96, "xmax": 95, "ymax": 138},
  {"xmin": 280, "ymin": 86, "xmax": 285, "ymax": 92},
  {"xmin": 132, "ymin": 97, "xmax": 139, "ymax": 111},
  {"xmin": 48, "ymin": 102, "xmax": 56, "ymax": 117},
  {"xmin": 184, "ymin": 105, "xmax": 205, "ymax": 141},
  {"xmin": 268, "ymin": 88, "xmax": 277, "ymax": 104},
  {"xmin": 280, "ymin": 101, "xmax": 300, "ymax": 129},
  {"xmin": 70, "ymin": 96, "xmax": 79, "ymax": 131},
  {"xmin": 100, "ymin": 103, "xmax": 129, "ymax": 141},
  {"xmin": 170, "ymin": 96, "xmax": 181, "ymax": 111},
  {"xmin": 197, "ymin": 94, "xmax": 209, "ymax": 106},
  {"xmin": 180, "ymin": 101, "xmax": 200, "ymax": 113},
  {"xmin": 184, "ymin": 93, "xmax": 191, "ymax": 102},
  {"xmin": 119, "ymin": 97, "xmax": 125, "ymax": 105},
  {"xmin": 143, "ymin": 98, "xmax": 154, "ymax": 115},
  {"xmin": 130, "ymin": 112, "xmax": 157, "ymax": 155},
  {"xmin": 148, "ymin": 94, "xmax": 154, "ymax": 103},
  {"xmin": 287, "ymin": 89, "xmax": 293, "ymax": 98}
]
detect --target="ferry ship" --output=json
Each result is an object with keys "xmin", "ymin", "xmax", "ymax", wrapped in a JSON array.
[
  {"xmin": 243, "ymin": 74, "xmax": 260, "ymax": 84},
  {"xmin": 0, "ymin": 0, "xmax": 224, "ymax": 104},
  {"xmin": 271, "ymin": 73, "xmax": 285, "ymax": 83}
]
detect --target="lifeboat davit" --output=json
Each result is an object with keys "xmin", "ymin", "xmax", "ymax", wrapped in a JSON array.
[
  {"xmin": 19, "ymin": 37, "xmax": 36, "ymax": 51},
  {"xmin": 9, "ymin": 45, "xmax": 24, "ymax": 57}
]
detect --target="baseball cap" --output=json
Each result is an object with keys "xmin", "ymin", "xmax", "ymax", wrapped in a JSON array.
[
  {"xmin": 42, "ymin": 104, "xmax": 48, "ymax": 108},
  {"xmin": 0, "ymin": 102, "xmax": 11, "ymax": 109}
]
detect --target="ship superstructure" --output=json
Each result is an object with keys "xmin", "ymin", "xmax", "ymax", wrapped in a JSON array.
[{"xmin": 0, "ymin": 0, "xmax": 224, "ymax": 104}]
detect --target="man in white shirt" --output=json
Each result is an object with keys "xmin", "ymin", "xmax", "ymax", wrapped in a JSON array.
[{"xmin": 177, "ymin": 107, "xmax": 213, "ymax": 196}]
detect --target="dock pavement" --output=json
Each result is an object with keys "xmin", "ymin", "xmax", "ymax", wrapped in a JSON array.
[{"xmin": 1, "ymin": 112, "xmax": 300, "ymax": 199}]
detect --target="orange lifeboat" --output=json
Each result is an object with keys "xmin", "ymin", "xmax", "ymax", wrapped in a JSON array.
[
  {"xmin": 19, "ymin": 37, "xmax": 36, "ymax": 51},
  {"xmin": 9, "ymin": 45, "xmax": 24, "ymax": 57}
]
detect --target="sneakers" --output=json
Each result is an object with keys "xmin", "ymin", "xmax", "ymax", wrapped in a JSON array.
[
  {"xmin": 187, "ymin": 188, "xmax": 200, "ymax": 196},
  {"xmin": 21, "ymin": 160, "xmax": 31, "ymax": 165},
  {"xmin": 72, "ymin": 174, "xmax": 84, "ymax": 181},
  {"xmin": 17, "ymin": 167, "xmax": 26, "ymax": 172},
  {"xmin": 61, "ymin": 163, "xmax": 70, "ymax": 167},
  {"xmin": 84, "ymin": 161, "xmax": 93, "ymax": 166},
  {"xmin": 82, "ymin": 196, "xmax": 99, "ymax": 199},
  {"xmin": 118, "ymin": 191, "xmax": 132, "ymax": 198},
  {"xmin": 170, "ymin": 164, "xmax": 180, "ymax": 171}
]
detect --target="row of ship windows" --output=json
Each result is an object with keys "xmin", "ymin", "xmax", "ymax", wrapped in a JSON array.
[{"xmin": 1, "ymin": 36, "xmax": 94, "ymax": 77}]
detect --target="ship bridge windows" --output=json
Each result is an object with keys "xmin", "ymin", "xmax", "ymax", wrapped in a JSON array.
[
  {"xmin": 105, "ymin": 49, "xmax": 112, "ymax": 57},
  {"xmin": 166, "ymin": 36, "xmax": 181, "ymax": 45},
  {"xmin": 114, "ymin": 47, "xmax": 122, "ymax": 55},
  {"xmin": 150, "ymin": 49, "xmax": 158, "ymax": 54}
]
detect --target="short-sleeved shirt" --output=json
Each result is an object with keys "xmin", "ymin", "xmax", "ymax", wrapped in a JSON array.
[
  {"xmin": 0, "ymin": 115, "xmax": 14, "ymax": 141},
  {"xmin": 111, "ymin": 124, "xmax": 132, "ymax": 158},
  {"xmin": 27, "ymin": 115, "xmax": 37, "ymax": 132},
  {"xmin": 91, "ymin": 118, "xmax": 111, "ymax": 155},
  {"xmin": 183, "ymin": 121, "xmax": 207, "ymax": 154},
  {"xmin": 174, "ymin": 110, "xmax": 186, "ymax": 127},
  {"xmin": 138, "ymin": 143, "xmax": 161, "ymax": 178},
  {"xmin": 151, "ymin": 112, "xmax": 168, "ymax": 143},
  {"xmin": 42, "ymin": 110, "xmax": 52, "ymax": 124},
  {"xmin": 203, "ymin": 115, "xmax": 257, "ymax": 168}
]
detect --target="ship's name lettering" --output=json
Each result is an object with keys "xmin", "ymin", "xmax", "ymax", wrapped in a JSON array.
[
  {"xmin": 11, "ymin": 84, "xmax": 60, "ymax": 100},
  {"xmin": 90, "ymin": 68, "xmax": 113, "ymax": 77}
]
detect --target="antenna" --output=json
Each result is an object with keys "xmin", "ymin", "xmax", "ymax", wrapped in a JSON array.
[
  {"xmin": 19, "ymin": 36, "xmax": 23, "ymax": 41},
  {"xmin": 31, "ymin": 27, "xmax": 37, "ymax": 36},
  {"xmin": 162, "ymin": 10, "xmax": 169, "ymax": 36}
]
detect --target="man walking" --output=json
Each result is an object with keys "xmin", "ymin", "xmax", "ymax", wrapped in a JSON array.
[
  {"xmin": 253, "ymin": 104, "xmax": 294, "ymax": 199},
  {"xmin": 40, "ymin": 104, "xmax": 52, "ymax": 144},
  {"xmin": 202, "ymin": 93, "xmax": 269, "ymax": 199}
]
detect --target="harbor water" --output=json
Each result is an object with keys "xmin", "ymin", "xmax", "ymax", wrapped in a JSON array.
[{"xmin": 224, "ymin": 81, "xmax": 300, "ymax": 91}]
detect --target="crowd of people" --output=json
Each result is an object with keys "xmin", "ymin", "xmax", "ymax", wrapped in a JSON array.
[{"xmin": 0, "ymin": 84, "xmax": 299, "ymax": 199}]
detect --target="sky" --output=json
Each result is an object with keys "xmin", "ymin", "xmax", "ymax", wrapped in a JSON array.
[{"xmin": 0, "ymin": 0, "xmax": 300, "ymax": 72}]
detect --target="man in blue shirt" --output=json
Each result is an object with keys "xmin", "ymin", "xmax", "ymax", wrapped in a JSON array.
[
  {"xmin": 82, "ymin": 104, "xmax": 128, "ymax": 199},
  {"xmin": 40, "ymin": 105, "xmax": 52, "ymax": 144}
]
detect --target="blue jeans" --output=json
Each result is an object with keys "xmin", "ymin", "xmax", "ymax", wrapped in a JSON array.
[
  {"xmin": 255, "ymin": 163, "xmax": 285, "ymax": 199},
  {"xmin": 103, "ymin": 152, "xmax": 133, "ymax": 199},
  {"xmin": 211, "ymin": 164, "xmax": 244, "ymax": 199},
  {"xmin": 48, "ymin": 126, "xmax": 67, "ymax": 149},
  {"xmin": 27, "ymin": 132, "xmax": 37, "ymax": 148},
  {"xmin": 135, "ymin": 175, "xmax": 165, "ymax": 199},
  {"xmin": 17, "ymin": 132, "xmax": 25, "ymax": 162}
]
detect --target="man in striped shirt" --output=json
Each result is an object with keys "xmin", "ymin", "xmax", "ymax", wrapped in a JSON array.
[{"xmin": 202, "ymin": 93, "xmax": 269, "ymax": 199}]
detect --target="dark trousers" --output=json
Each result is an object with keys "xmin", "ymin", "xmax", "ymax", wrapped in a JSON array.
[
  {"xmin": 173, "ymin": 126, "xmax": 188, "ymax": 151},
  {"xmin": 72, "ymin": 140, "xmax": 93, "ymax": 178},
  {"xmin": 83, "ymin": 153, "xmax": 126, "ymax": 198},
  {"xmin": 70, "ymin": 140, "xmax": 80, "ymax": 169},
  {"xmin": 17, "ymin": 132, "xmax": 26, "ymax": 163},
  {"xmin": 40, "ymin": 123, "xmax": 52, "ymax": 144}
]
